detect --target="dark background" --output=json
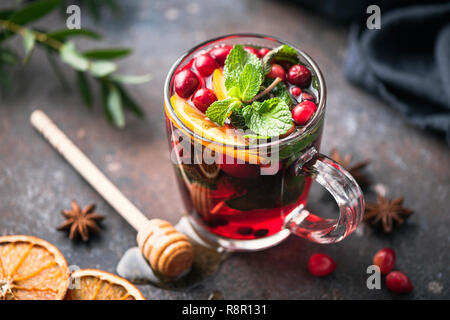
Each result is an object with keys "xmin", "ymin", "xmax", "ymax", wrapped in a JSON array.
[{"xmin": 0, "ymin": 0, "xmax": 449, "ymax": 299}]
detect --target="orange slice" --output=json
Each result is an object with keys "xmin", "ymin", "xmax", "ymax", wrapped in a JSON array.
[
  {"xmin": 68, "ymin": 269, "xmax": 145, "ymax": 300},
  {"xmin": 212, "ymin": 68, "xmax": 227, "ymax": 100},
  {"xmin": 0, "ymin": 235, "xmax": 69, "ymax": 300},
  {"xmin": 167, "ymin": 94, "xmax": 263, "ymax": 164}
]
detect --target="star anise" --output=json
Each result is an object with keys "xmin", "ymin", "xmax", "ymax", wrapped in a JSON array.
[
  {"xmin": 58, "ymin": 201, "xmax": 104, "ymax": 241},
  {"xmin": 364, "ymin": 193, "xmax": 414, "ymax": 233},
  {"xmin": 330, "ymin": 148, "xmax": 371, "ymax": 187}
]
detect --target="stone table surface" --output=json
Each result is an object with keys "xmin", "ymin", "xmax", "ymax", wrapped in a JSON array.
[{"xmin": 0, "ymin": 0, "xmax": 449, "ymax": 299}]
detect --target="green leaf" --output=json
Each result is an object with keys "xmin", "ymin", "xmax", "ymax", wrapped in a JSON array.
[
  {"xmin": 47, "ymin": 29, "xmax": 102, "ymax": 41},
  {"xmin": 264, "ymin": 78, "xmax": 295, "ymax": 108},
  {"xmin": 83, "ymin": 48, "xmax": 131, "ymax": 60},
  {"xmin": 76, "ymin": 71, "xmax": 93, "ymax": 108},
  {"xmin": 106, "ymin": 83, "xmax": 125, "ymax": 127},
  {"xmin": 224, "ymin": 45, "xmax": 260, "ymax": 91},
  {"xmin": 262, "ymin": 45, "xmax": 299, "ymax": 75},
  {"xmin": 89, "ymin": 60, "xmax": 117, "ymax": 77},
  {"xmin": 0, "ymin": 8, "xmax": 14, "ymax": 20},
  {"xmin": 238, "ymin": 63, "xmax": 262, "ymax": 101},
  {"xmin": 8, "ymin": 0, "xmax": 61, "ymax": 26},
  {"xmin": 0, "ymin": 47, "xmax": 18, "ymax": 65},
  {"xmin": 60, "ymin": 42, "xmax": 89, "ymax": 71},
  {"xmin": 21, "ymin": 29, "xmax": 35, "ymax": 63},
  {"xmin": 243, "ymin": 98, "xmax": 292, "ymax": 137},
  {"xmin": 111, "ymin": 74, "xmax": 151, "ymax": 84},
  {"xmin": 206, "ymin": 98, "xmax": 240, "ymax": 126},
  {"xmin": 115, "ymin": 83, "xmax": 145, "ymax": 118},
  {"xmin": 229, "ymin": 108, "xmax": 247, "ymax": 129}
]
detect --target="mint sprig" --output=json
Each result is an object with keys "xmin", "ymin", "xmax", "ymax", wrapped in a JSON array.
[
  {"xmin": 243, "ymin": 98, "xmax": 292, "ymax": 137},
  {"xmin": 206, "ymin": 44, "xmax": 298, "ymax": 137},
  {"xmin": 262, "ymin": 44, "xmax": 299, "ymax": 75}
]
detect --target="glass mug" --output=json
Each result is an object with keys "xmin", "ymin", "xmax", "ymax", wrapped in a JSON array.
[{"xmin": 164, "ymin": 34, "xmax": 364, "ymax": 251}]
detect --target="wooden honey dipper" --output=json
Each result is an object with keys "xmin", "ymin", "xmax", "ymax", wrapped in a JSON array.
[{"xmin": 30, "ymin": 110, "xmax": 193, "ymax": 278}]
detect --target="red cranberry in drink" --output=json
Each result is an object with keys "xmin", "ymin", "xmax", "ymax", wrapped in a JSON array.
[
  {"xmin": 291, "ymin": 86, "xmax": 301, "ymax": 96},
  {"xmin": 258, "ymin": 47, "xmax": 270, "ymax": 57},
  {"xmin": 386, "ymin": 271, "xmax": 413, "ymax": 293},
  {"xmin": 373, "ymin": 248, "xmax": 396, "ymax": 275},
  {"xmin": 301, "ymin": 92, "xmax": 315, "ymax": 102},
  {"xmin": 192, "ymin": 88, "xmax": 217, "ymax": 113},
  {"xmin": 308, "ymin": 253, "xmax": 336, "ymax": 277},
  {"xmin": 292, "ymin": 101, "xmax": 317, "ymax": 125},
  {"xmin": 218, "ymin": 154, "xmax": 260, "ymax": 179},
  {"xmin": 267, "ymin": 64, "xmax": 286, "ymax": 81},
  {"xmin": 288, "ymin": 64, "xmax": 311, "ymax": 88},
  {"xmin": 244, "ymin": 46, "xmax": 259, "ymax": 56},
  {"xmin": 194, "ymin": 53, "xmax": 217, "ymax": 77},
  {"xmin": 174, "ymin": 69, "xmax": 199, "ymax": 98},
  {"xmin": 209, "ymin": 45, "xmax": 232, "ymax": 66}
]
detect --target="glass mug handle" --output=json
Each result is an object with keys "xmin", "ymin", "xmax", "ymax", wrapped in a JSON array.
[{"xmin": 284, "ymin": 147, "xmax": 365, "ymax": 244}]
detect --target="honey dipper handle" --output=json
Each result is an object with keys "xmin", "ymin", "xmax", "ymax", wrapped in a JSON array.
[{"xmin": 30, "ymin": 110, "xmax": 148, "ymax": 231}]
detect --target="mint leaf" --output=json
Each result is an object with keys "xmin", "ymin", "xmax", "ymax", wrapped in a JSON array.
[
  {"xmin": 243, "ymin": 98, "xmax": 293, "ymax": 136},
  {"xmin": 224, "ymin": 45, "xmax": 261, "ymax": 91},
  {"xmin": 229, "ymin": 108, "xmax": 247, "ymax": 129},
  {"xmin": 206, "ymin": 98, "xmax": 241, "ymax": 126},
  {"xmin": 263, "ymin": 78, "xmax": 295, "ymax": 108},
  {"xmin": 262, "ymin": 45, "xmax": 299, "ymax": 75},
  {"xmin": 238, "ymin": 63, "xmax": 262, "ymax": 101}
]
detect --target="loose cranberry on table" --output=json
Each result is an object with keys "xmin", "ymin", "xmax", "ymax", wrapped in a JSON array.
[
  {"xmin": 386, "ymin": 271, "xmax": 413, "ymax": 294},
  {"xmin": 194, "ymin": 53, "xmax": 217, "ymax": 77},
  {"xmin": 174, "ymin": 69, "xmax": 199, "ymax": 98},
  {"xmin": 267, "ymin": 64, "xmax": 286, "ymax": 81},
  {"xmin": 291, "ymin": 86, "xmax": 301, "ymax": 96},
  {"xmin": 192, "ymin": 88, "xmax": 217, "ymax": 113},
  {"xmin": 244, "ymin": 46, "xmax": 259, "ymax": 56},
  {"xmin": 209, "ymin": 45, "xmax": 232, "ymax": 66},
  {"xmin": 308, "ymin": 253, "xmax": 336, "ymax": 277},
  {"xmin": 292, "ymin": 101, "xmax": 317, "ymax": 125},
  {"xmin": 258, "ymin": 47, "xmax": 270, "ymax": 57},
  {"xmin": 373, "ymin": 248, "xmax": 396, "ymax": 275},
  {"xmin": 288, "ymin": 64, "xmax": 311, "ymax": 88}
]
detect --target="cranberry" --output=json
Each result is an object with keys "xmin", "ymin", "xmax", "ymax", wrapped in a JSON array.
[
  {"xmin": 209, "ymin": 45, "xmax": 232, "ymax": 66},
  {"xmin": 192, "ymin": 88, "xmax": 217, "ymax": 113},
  {"xmin": 291, "ymin": 86, "xmax": 302, "ymax": 96},
  {"xmin": 267, "ymin": 64, "xmax": 286, "ymax": 81},
  {"xmin": 258, "ymin": 47, "xmax": 270, "ymax": 57},
  {"xmin": 373, "ymin": 248, "xmax": 396, "ymax": 275},
  {"xmin": 292, "ymin": 101, "xmax": 317, "ymax": 125},
  {"xmin": 301, "ymin": 92, "xmax": 315, "ymax": 102},
  {"xmin": 237, "ymin": 227, "xmax": 253, "ymax": 236},
  {"xmin": 218, "ymin": 154, "xmax": 260, "ymax": 179},
  {"xmin": 174, "ymin": 69, "xmax": 199, "ymax": 98},
  {"xmin": 254, "ymin": 229, "xmax": 269, "ymax": 237},
  {"xmin": 386, "ymin": 271, "xmax": 413, "ymax": 293},
  {"xmin": 288, "ymin": 64, "xmax": 311, "ymax": 88},
  {"xmin": 308, "ymin": 253, "xmax": 336, "ymax": 277},
  {"xmin": 194, "ymin": 53, "xmax": 217, "ymax": 77},
  {"xmin": 244, "ymin": 46, "xmax": 259, "ymax": 56}
]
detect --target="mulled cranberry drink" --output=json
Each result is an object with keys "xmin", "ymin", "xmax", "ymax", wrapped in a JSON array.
[{"xmin": 165, "ymin": 35, "xmax": 365, "ymax": 250}]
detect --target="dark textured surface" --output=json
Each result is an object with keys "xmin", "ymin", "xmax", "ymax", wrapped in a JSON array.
[{"xmin": 0, "ymin": 0, "xmax": 449, "ymax": 299}]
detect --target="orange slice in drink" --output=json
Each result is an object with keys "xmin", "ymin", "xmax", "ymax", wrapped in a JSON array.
[
  {"xmin": 167, "ymin": 94, "xmax": 263, "ymax": 164},
  {"xmin": 212, "ymin": 68, "xmax": 227, "ymax": 100},
  {"xmin": 0, "ymin": 235, "xmax": 69, "ymax": 300},
  {"xmin": 68, "ymin": 269, "xmax": 145, "ymax": 300}
]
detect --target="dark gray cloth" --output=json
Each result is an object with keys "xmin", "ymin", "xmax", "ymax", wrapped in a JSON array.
[{"xmin": 344, "ymin": 3, "xmax": 450, "ymax": 144}]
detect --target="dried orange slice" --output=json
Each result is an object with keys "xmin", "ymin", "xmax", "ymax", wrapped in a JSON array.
[
  {"xmin": 0, "ymin": 235, "xmax": 69, "ymax": 300},
  {"xmin": 68, "ymin": 269, "xmax": 145, "ymax": 300}
]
